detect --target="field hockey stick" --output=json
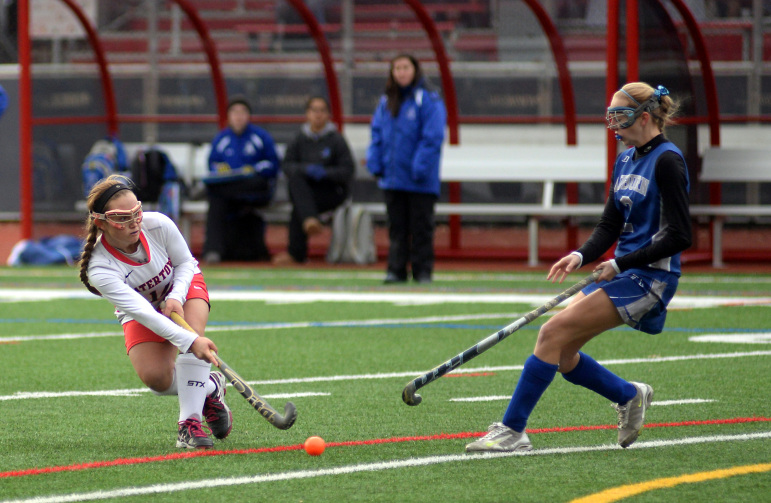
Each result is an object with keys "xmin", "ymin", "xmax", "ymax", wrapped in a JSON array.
[
  {"xmin": 168, "ymin": 310, "xmax": 298, "ymax": 430},
  {"xmin": 402, "ymin": 270, "xmax": 601, "ymax": 406}
]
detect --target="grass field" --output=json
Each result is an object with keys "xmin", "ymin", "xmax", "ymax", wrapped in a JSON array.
[{"xmin": 0, "ymin": 265, "xmax": 770, "ymax": 502}]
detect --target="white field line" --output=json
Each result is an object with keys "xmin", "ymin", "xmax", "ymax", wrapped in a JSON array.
[
  {"xmin": 2, "ymin": 431, "xmax": 769, "ymax": 503},
  {"xmin": 449, "ymin": 396, "xmax": 715, "ymax": 405},
  {"xmin": 0, "ymin": 312, "xmax": 523, "ymax": 343},
  {"xmin": 690, "ymin": 333, "xmax": 771, "ymax": 344},
  {"xmin": 1, "ymin": 288, "xmax": 769, "ymax": 308},
  {"xmin": 1, "ymin": 351, "xmax": 769, "ymax": 402}
]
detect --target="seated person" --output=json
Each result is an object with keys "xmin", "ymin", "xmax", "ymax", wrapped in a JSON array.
[
  {"xmin": 202, "ymin": 96, "xmax": 280, "ymax": 264},
  {"xmin": 272, "ymin": 96, "xmax": 355, "ymax": 265}
]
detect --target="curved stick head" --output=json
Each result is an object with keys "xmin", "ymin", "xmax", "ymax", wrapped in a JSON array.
[
  {"xmin": 272, "ymin": 401, "xmax": 297, "ymax": 430},
  {"xmin": 402, "ymin": 383, "xmax": 423, "ymax": 406}
]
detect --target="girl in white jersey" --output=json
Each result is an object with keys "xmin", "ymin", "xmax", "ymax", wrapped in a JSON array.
[
  {"xmin": 79, "ymin": 175, "xmax": 234, "ymax": 449},
  {"xmin": 466, "ymin": 82, "xmax": 691, "ymax": 453}
]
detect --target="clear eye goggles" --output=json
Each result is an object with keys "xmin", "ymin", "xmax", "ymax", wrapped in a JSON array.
[
  {"xmin": 605, "ymin": 106, "xmax": 642, "ymax": 130},
  {"xmin": 92, "ymin": 202, "xmax": 143, "ymax": 228}
]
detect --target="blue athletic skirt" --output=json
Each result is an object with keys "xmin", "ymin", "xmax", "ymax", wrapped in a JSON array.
[{"xmin": 581, "ymin": 268, "xmax": 679, "ymax": 334}]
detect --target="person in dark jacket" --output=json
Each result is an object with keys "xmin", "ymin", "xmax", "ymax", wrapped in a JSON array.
[
  {"xmin": 272, "ymin": 96, "xmax": 355, "ymax": 265},
  {"xmin": 367, "ymin": 54, "xmax": 446, "ymax": 284},
  {"xmin": 202, "ymin": 96, "xmax": 280, "ymax": 264}
]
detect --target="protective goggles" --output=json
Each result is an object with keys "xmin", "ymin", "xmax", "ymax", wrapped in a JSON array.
[
  {"xmin": 606, "ymin": 85, "xmax": 668, "ymax": 130},
  {"xmin": 92, "ymin": 202, "xmax": 143, "ymax": 228},
  {"xmin": 605, "ymin": 106, "xmax": 644, "ymax": 130}
]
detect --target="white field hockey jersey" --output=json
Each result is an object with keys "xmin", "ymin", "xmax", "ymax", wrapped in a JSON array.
[{"xmin": 87, "ymin": 212, "xmax": 201, "ymax": 352}]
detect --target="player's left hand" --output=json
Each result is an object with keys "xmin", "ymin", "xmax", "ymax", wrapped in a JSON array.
[
  {"xmin": 160, "ymin": 298, "xmax": 184, "ymax": 319},
  {"xmin": 593, "ymin": 260, "xmax": 619, "ymax": 282}
]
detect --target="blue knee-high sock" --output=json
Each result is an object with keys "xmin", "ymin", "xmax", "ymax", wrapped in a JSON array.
[
  {"xmin": 502, "ymin": 355, "xmax": 558, "ymax": 432},
  {"xmin": 562, "ymin": 352, "xmax": 636, "ymax": 404}
]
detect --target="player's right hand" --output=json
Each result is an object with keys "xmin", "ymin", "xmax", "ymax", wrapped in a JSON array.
[
  {"xmin": 189, "ymin": 336, "xmax": 220, "ymax": 366},
  {"xmin": 547, "ymin": 254, "xmax": 581, "ymax": 284}
]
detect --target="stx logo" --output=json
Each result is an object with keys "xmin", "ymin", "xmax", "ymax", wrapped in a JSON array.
[{"xmin": 187, "ymin": 380, "xmax": 206, "ymax": 388}]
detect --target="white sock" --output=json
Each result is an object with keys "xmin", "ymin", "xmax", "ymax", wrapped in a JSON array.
[
  {"xmin": 204, "ymin": 373, "xmax": 216, "ymax": 397},
  {"xmin": 175, "ymin": 353, "xmax": 211, "ymax": 422},
  {"xmin": 150, "ymin": 370, "xmax": 178, "ymax": 396}
]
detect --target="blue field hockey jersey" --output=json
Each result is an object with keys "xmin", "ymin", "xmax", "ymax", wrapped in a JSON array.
[{"xmin": 611, "ymin": 142, "xmax": 690, "ymax": 274}]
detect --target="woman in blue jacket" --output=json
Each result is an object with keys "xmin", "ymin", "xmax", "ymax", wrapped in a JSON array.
[{"xmin": 367, "ymin": 54, "xmax": 447, "ymax": 283}]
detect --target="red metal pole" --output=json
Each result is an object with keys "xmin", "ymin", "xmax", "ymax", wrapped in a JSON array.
[
  {"xmin": 521, "ymin": 0, "xmax": 577, "ymax": 146},
  {"xmin": 402, "ymin": 0, "xmax": 462, "ymax": 249},
  {"xmin": 605, "ymin": 0, "xmax": 620, "ymax": 195},
  {"xmin": 59, "ymin": 0, "xmax": 118, "ymax": 136},
  {"xmin": 172, "ymin": 0, "xmax": 228, "ymax": 129},
  {"xmin": 626, "ymin": 0, "xmax": 639, "ymax": 82},
  {"xmin": 664, "ymin": 0, "xmax": 722, "ymax": 208},
  {"xmin": 286, "ymin": 0, "xmax": 344, "ymax": 131},
  {"xmin": 521, "ymin": 0, "xmax": 581, "ymax": 251},
  {"xmin": 18, "ymin": 0, "xmax": 32, "ymax": 239}
]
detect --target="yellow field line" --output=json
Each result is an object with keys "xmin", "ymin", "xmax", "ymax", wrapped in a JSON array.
[{"xmin": 570, "ymin": 463, "xmax": 771, "ymax": 503}]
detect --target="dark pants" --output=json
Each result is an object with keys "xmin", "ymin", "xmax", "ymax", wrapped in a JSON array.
[
  {"xmin": 383, "ymin": 190, "xmax": 436, "ymax": 280},
  {"xmin": 203, "ymin": 177, "xmax": 273, "ymax": 260},
  {"xmin": 286, "ymin": 173, "xmax": 348, "ymax": 262}
]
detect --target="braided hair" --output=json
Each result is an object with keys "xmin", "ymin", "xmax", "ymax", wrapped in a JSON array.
[
  {"xmin": 616, "ymin": 82, "xmax": 679, "ymax": 134},
  {"xmin": 78, "ymin": 174, "xmax": 134, "ymax": 296}
]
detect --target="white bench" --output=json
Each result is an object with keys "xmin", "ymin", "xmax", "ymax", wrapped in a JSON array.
[
  {"xmin": 121, "ymin": 142, "xmax": 607, "ymax": 265},
  {"xmin": 361, "ymin": 144, "xmax": 608, "ymax": 266},
  {"xmin": 691, "ymin": 147, "xmax": 771, "ymax": 267}
]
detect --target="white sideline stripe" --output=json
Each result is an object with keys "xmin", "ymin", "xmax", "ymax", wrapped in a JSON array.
[
  {"xmin": 449, "ymin": 396, "xmax": 715, "ymax": 405},
  {"xmin": 690, "ymin": 333, "xmax": 771, "ymax": 344},
  {"xmin": 1, "ymin": 288, "xmax": 769, "ymax": 308},
  {"xmin": 0, "ymin": 312, "xmax": 522, "ymax": 343},
  {"xmin": 3, "ymin": 431, "xmax": 769, "ymax": 503},
  {"xmin": 1, "ymin": 351, "xmax": 768, "ymax": 402},
  {"xmin": 653, "ymin": 399, "xmax": 716, "ymax": 406},
  {"xmin": 0, "ymin": 391, "xmax": 329, "ymax": 402}
]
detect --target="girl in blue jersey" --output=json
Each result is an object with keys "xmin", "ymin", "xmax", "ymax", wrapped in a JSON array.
[
  {"xmin": 367, "ymin": 54, "xmax": 447, "ymax": 284},
  {"xmin": 466, "ymin": 82, "xmax": 692, "ymax": 453}
]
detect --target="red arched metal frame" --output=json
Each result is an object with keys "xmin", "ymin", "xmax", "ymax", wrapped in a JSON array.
[
  {"xmin": 171, "ymin": 0, "xmax": 228, "ymax": 129},
  {"xmin": 17, "ymin": 0, "xmax": 230, "ymax": 239},
  {"xmin": 284, "ymin": 0, "xmax": 343, "ymax": 130},
  {"xmin": 403, "ymin": 0, "xmax": 579, "ymax": 251}
]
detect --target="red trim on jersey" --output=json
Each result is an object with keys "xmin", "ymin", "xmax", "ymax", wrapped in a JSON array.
[{"xmin": 100, "ymin": 232, "xmax": 151, "ymax": 266}]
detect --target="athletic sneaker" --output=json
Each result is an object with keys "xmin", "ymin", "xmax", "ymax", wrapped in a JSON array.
[
  {"xmin": 612, "ymin": 381, "xmax": 654, "ymax": 448},
  {"xmin": 465, "ymin": 422, "xmax": 533, "ymax": 452},
  {"xmin": 203, "ymin": 371, "xmax": 233, "ymax": 440},
  {"xmin": 176, "ymin": 418, "xmax": 214, "ymax": 449}
]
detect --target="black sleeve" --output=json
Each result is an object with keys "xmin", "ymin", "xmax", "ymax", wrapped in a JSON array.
[
  {"xmin": 280, "ymin": 135, "xmax": 305, "ymax": 177},
  {"xmin": 576, "ymin": 191, "xmax": 625, "ymax": 265},
  {"xmin": 322, "ymin": 133, "xmax": 356, "ymax": 185},
  {"xmin": 615, "ymin": 151, "xmax": 692, "ymax": 271}
]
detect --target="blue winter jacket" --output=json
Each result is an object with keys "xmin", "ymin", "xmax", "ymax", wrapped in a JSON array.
[
  {"xmin": 208, "ymin": 124, "xmax": 280, "ymax": 180},
  {"xmin": 0, "ymin": 84, "xmax": 7, "ymax": 119},
  {"xmin": 366, "ymin": 83, "xmax": 446, "ymax": 196}
]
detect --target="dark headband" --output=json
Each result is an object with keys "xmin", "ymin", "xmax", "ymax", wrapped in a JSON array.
[{"xmin": 93, "ymin": 183, "xmax": 131, "ymax": 214}]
